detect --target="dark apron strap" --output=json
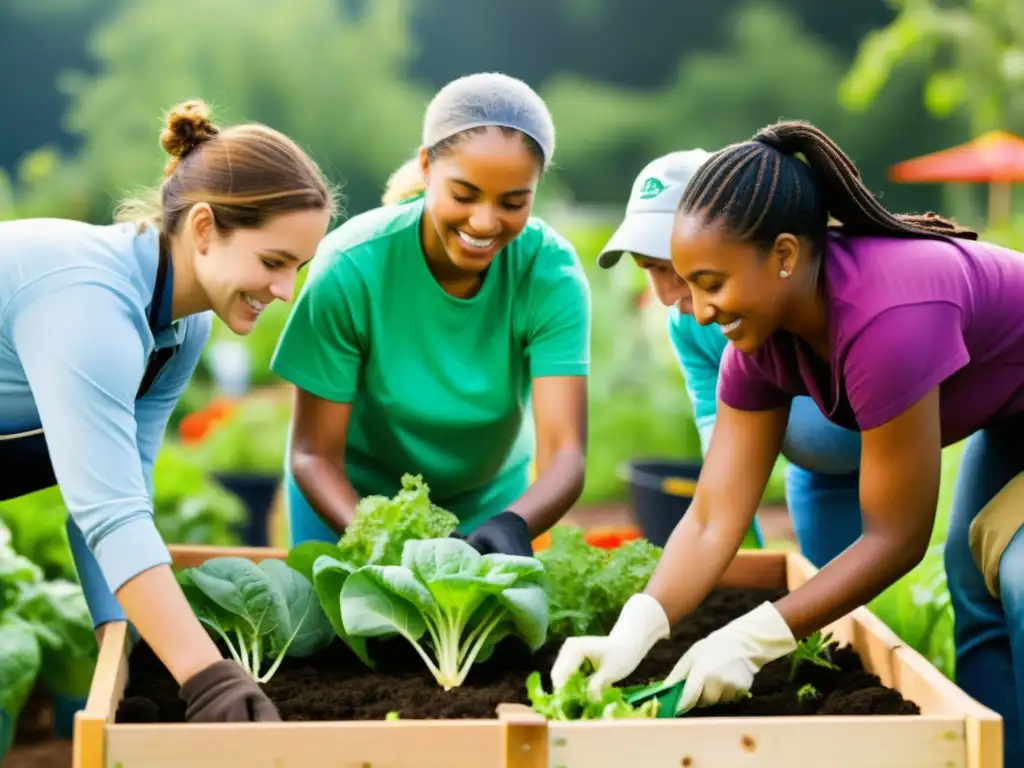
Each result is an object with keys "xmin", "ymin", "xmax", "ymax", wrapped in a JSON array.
[{"xmin": 137, "ymin": 235, "xmax": 176, "ymax": 399}]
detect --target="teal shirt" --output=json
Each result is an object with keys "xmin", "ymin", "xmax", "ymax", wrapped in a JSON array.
[
  {"xmin": 667, "ymin": 306, "xmax": 862, "ymax": 475},
  {"xmin": 271, "ymin": 196, "xmax": 591, "ymax": 530},
  {"xmin": 667, "ymin": 307, "xmax": 726, "ymax": 456}
]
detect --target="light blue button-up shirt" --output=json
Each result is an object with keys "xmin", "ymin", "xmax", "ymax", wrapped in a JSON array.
[{"xmin": 0, "ymin": 217, "xmax": 211, "ymax": 593}]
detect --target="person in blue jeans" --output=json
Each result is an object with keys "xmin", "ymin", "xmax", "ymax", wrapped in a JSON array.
[
  {"xmin": 596, "ymin": 150, "xmax": 862, "ymax": 567},
  {"xmin": 575, "ymin": 136, "xmax": 1024, "ymax": 764}
]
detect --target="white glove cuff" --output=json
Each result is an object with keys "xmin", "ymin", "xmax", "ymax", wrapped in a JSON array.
[
  {"xmin": 736, "ymin": 601, "xmax": 798, "ymax": 665},
  {"xmin": 609, "ymin": 593, "xmax": 671, "ymax": 656}
]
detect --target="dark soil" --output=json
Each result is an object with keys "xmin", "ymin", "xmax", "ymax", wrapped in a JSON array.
[{"xmin": 115, "ymin": 587, "xmax": 919, "ymax": 723}]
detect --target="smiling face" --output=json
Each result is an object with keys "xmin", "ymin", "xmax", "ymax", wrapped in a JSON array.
[
  {"xmin": 631, "ymin": 254, "xmax": 693, "ymax": 314},
  {"xmin": 190, "ymin": 205, "xmax": 332, "ymax": 334},
  {"xmin": 418, "ymin": 128, "xmax": 541, "ymax": 279},
  {"xmin": 670, "ymin": 212, "xmax": 806, "ymax": 352}
]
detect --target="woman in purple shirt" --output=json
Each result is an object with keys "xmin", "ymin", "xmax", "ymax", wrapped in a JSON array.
[{"xmin": 551, "ymin": 120, "xmax": 1024, "ymax": 764}]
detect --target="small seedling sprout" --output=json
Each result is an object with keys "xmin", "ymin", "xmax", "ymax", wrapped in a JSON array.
[
  {"xmin": 788, "ymin": 630, "xmax": 839, "ymax": 681},
  {"xmin": 797, "ymin": 683, "xmax": 820, "ymax": 703}
]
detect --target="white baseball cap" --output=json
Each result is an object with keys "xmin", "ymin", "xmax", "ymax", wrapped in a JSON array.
[{"xmin": 597, "ymin": 149, "xmax": 713, "ymax": 268}]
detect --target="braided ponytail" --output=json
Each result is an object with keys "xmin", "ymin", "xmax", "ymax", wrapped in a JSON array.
[{"xmin": 678, "ymin": 120, "xmax": 977, "ymax": 256}]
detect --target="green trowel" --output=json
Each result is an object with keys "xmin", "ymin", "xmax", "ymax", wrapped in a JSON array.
[{"xmin": 623, "ymin": 679, "xmax": 686, "ymax": 718}]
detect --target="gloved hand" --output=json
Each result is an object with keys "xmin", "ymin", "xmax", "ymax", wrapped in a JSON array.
[
  {"xmin": 465, "ymin": 511, "xmax": 534, "ymax": 557},
  {"xmin": 666, "ymin": 601, "xmax": 797, "ymax": 714},
  {"xmin": 551, "ymin": 593, "xmax": 670, "ymax": 697},
  {"xmin": 179, "ymin": 659, "xmax": 281, "ymax": 722}
]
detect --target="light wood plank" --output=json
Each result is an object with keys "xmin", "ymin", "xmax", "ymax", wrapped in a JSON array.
[
  {"xmin": 548, "ymin": 715, "xmax": 967, "ymax": 768},
  {"xmin": 892, "ymin": 647, "xmax": 1002, "ymax": 768},
  {"xmin": 498, "ymin": 704, "xmax": 548, "ymax": 768},
  {"xmin": 169, "ymin": 544, "xmax": 287, "ymax": 568},
  {"xmin": 105, "ymin": 720, "xmax": 508, "ymax": 768},
  {"xmin": 718, "ymin": 549, "xmax": 787, "ymax": 589},
  {"xmin": 74, "ymin": 620, "xmax": 129, "ymax": 768}
]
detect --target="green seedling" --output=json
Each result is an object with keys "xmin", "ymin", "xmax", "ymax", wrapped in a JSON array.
[
  {"xmin": 788, "ymin": 630, "xmax": 839, "ymax": 681},
  {"xmin": 796, "ymin": 682, "xmax": 820, "ymax": 703}
]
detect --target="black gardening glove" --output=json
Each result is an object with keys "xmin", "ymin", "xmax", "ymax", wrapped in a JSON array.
[
  {"xmin": 180, "ymin": 660, "xmax": 281, "ymax": 722},
  {"xmin": 464, "ymin": 511, "xmax": 533, "ymax": 557}
]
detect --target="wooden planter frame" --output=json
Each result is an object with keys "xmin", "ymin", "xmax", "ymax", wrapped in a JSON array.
[{"xmin": 74, "ymin": 545, "xmax": 1002, "ymax": 768}]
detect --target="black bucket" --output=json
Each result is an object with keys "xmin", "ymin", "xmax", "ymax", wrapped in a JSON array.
[
  {"xmin": 213, "ymin": 472, "xmax": 279, "ymax": 547},
  {"xmin": 619, "ymin": 458, "xmax": 763, "ymax": 548}
]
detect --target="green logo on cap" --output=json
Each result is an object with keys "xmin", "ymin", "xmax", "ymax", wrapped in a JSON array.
[{"xmin": 639, "ymin": 177, "xmax": 666, "ymax": 199}]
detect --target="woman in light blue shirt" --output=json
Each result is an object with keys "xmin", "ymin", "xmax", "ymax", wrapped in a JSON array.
[
  {"xmin": 595, "ymin": 150, "xmax": 862, "ymax": 567},
  {"xmin": 0, "ymin": 99, "xmax": 334, "ymax": 722}
]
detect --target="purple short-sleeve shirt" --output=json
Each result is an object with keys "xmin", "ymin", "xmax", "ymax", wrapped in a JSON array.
[{"xmin": 718, "ymin": 231, "xmax": 1024, "ymax": 446}]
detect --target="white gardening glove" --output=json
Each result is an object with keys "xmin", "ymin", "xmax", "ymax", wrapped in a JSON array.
[
  {"xmin": 666, "ymin": 601, "xmax": 797, "ymax": 714},
  {"xmin": 551, "ymin": 593, "xmax": 670, "ymax": 698}
]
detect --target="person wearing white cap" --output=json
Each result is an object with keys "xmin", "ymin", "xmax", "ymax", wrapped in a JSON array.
[
  {"xmin": 593, "ymin": 149, "xmax": 862, "ymax": 568},
  {"xmin": 271, "ymin": 72, "xmax": 590, "ymax": 559},
  {"xmin": 549, "ymin": 149, "xmax": 864, "ymax": 704}
]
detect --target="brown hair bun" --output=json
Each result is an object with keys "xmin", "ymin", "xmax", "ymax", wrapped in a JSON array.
[{"xmin": 160, "ymin": 99, "xmax": 219, "ymax": 177}]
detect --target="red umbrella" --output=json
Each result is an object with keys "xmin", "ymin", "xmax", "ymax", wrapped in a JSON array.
[{"xmin": 888, "ymin": 130, "xmax": 1024, "ymax": 226}]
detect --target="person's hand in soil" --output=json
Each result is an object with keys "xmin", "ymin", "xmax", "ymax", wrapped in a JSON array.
[
  {"xmin": 551, "ymin": 593, "xmax": 671, "ymax": 697},
  {"xmin": 666, "ymin": 601, "xmax": 797, "ymax": 714},
  {"xmin": 463, "ymin": 511, "xmax": 534, "ymax": 557},
  {"xmin": 179, "ymin": 660, "xmax": 281, "ymax": 722}
]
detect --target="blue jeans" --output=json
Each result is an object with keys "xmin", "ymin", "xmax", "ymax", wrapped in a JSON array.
[
  {"xmin": 781, "ymin": 396, "xmax": 863, "ymax": 568},
  {"xmin": 944, "ymin": 415, "xmax": 1024, "ymax": 766}
]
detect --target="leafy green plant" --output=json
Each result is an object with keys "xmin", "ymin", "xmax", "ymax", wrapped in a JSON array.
[
  {"xmin": 324, "ymin": 538, "xmax": 549, "ymax": 690},
  {"xmin": 789, "ymin": 631, "xmax": 839, "ymax": 681},
  {"xmin": 152, "ymin": 442, "xmax": 246, "ymax": 546},
  {"xmin": 286, "ymin": 474, "xmax": 462, "ymax": 672},
  {"xmin": 178, "ymin": 557, "xmax": 334, "ymax": 683},
  {"xmin": 287, "ymin": 473, "xmax": 460, "ymax": 582},
  {"xmin": 0, "ymin": 487, "xmax": 76, "ymax": 582},
  {"xmin": 535, "ymin": 526, "xmax": 661, "ymax": 639},
  {"xmin": 525, "ymin": 669, "xmax": 659, "ymax": 720},
  {"xmin": 796, "ymin": 682, "xmax": 821, "ymax": 703},
  {"xmin": 15, "ymin": 579, "xmax": 98, "ymax": 701},
  {"xmin": 0, "ymin": 611, "xmax": 41, "ymax": 754}
]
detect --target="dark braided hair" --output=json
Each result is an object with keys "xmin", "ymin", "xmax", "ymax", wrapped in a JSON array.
[{"xmin": 678, "ymin": 120, "xmax": 978, "ymax": 256}]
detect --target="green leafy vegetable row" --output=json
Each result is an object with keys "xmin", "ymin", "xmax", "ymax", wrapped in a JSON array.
[
  {"xmin": 179, "ymin": 474, "xmax": 552, "ymax": 689},
  {"xmin": 0, "ymin": 523, "xmax": 98, "ymax": 754},
  {"xmin": 177, "ymin": 473, "xmax": 670, "ymax": 702}
]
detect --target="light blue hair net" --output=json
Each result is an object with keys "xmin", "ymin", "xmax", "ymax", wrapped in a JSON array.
[{"xmin": 422, "ymin": 72, "xmax": 555, "ymax": 168}]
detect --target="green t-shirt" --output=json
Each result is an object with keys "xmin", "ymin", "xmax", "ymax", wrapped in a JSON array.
[{"xmin": 271, "ymin": 197, "xmax": 591, "ymax": 531}]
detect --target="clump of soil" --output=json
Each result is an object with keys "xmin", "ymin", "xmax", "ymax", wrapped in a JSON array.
[{"xmin": 115, "ymin": 587, "xmax": 919, "ymax": 722}]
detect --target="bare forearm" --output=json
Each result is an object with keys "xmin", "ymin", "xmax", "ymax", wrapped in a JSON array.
[
  {"xmin": 643, "ymin": 499, "xmax": 754, "ymax": 625},
  {"xmin": 510, "ymin": 446, "xmax": 585, "ymax": 537},
  {"xmin": 116, "ymin": 564, "xmax": 222, "ymax": 685},
  {"xmin": 291, "ymin": 453, "xmax": 360, "ymax": 533},
  {"xmin": 774, "ymin": 530, "xmax": 926, "ymax": 639}
]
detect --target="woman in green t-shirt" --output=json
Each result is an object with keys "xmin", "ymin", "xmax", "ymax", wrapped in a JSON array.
[{"xmin": 271, "ymin": 72, "xmax": 591, "ymax": 558}]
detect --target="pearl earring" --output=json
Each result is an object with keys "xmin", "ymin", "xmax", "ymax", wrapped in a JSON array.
[{"xmin": 780, "ymin": 269, "xmax": 790, "ymax": 279}]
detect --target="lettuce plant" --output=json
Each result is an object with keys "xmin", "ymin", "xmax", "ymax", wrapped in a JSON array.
[
  {"xmin": 287, "ymin": 474, "xmax": 460, "ymax": 586},
  {"xmin": 178, "ymin": 557, "xmax": 334, "ymax": 683},
  {"xmin": 316, "ymin": 538, "xmax": 549, "ymax": 690},
  {"xmin": 535, "ymin": 526, "xmax": 661, "ymax": 639},
  {"xmin": 525, "ymin": 670, "xmax": 659, "ymax": 720}
]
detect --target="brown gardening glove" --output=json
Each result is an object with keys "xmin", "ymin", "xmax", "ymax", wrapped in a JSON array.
[{"xmin": 179, "ymin": 660, "xmax": 281, "ymax": 722}]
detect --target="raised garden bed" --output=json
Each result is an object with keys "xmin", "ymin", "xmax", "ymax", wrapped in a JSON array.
[{"xmin": 74, "ymin": 545, "xmax": 1002, "ymax": 768}]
